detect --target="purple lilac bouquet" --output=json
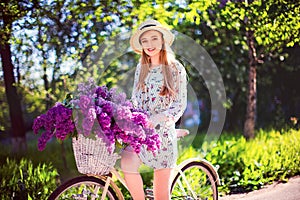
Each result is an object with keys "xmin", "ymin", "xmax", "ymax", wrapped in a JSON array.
[
  {"xmin": 32, "ymin": 79, "xmax": 161, "ymax": 154},
  {"xmin": 32, "ymin": 102, "xmax": 75, "ymax": 151}
]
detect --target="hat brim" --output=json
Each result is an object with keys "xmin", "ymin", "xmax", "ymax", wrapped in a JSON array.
[{"xmin": 130, "ymin": 26, "xmax": 174, "ymax": 54}]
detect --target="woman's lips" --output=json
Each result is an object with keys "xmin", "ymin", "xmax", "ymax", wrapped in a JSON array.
[{"xmin": 147, "ymin": 48, "xmax": 155, "ymax": 52}]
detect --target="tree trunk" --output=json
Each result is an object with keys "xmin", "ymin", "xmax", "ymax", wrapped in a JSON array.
[
  {"xmin": 243, "ymin": 30, "xmax": 257, "ymax": 139},
  {"xmin": 0, "ymin": 43, "xmax": 27, "ymax": 152}
]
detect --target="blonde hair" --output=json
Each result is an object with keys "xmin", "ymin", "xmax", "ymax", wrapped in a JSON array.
[{"xmin": 136, "ymin": 32, "xmax": 178, "ymax": 98}]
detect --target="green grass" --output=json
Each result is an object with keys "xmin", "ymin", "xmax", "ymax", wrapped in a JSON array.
[
  {"xmin": 1, "ymin": 129, "xmax": 299, "ymax": 197},
  {"xmin": 0, "ymin": 158, "xmax": 59, "ymax": 199},
  {"xmin": 178, "ymin": 129, "xmax": 300, "ymax": 195},
  {"xmin": 0, "ymin": 133, "xmax": 79, "ymax": 182}
]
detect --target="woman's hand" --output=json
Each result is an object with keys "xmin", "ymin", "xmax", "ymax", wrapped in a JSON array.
[{"xmin": 148, "ymin": 113, "xmax": 167, "ymax": 129}]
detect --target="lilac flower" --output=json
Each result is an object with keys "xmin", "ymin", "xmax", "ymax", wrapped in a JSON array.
[
  {"xmin": 33, "ymin": 114, "xmax": 47, "ymax": 134},
  {"xmin": 123, "ymin": 100, "xmax": 133, "ymax": 107},
  {"xmin": 96, "ymin": 86, "xmax": 109, "ymax": 99},
  {"xmin": 77, "ymin": 78, "xmax": 97, "ymax": 96},
  {"xmin": 101, "ymin": 101, "xmax": 113, "ymax": 116},
  {"xmin": 33, "ymin": 102, "xmax": 75, "ymax": 150},
  {"xmin": 79, "ymin": 95, "xmax": 92, "ymax": 110},
  {"xmin": 33, "ymin": 79, "xmax": 161, "ymax": 155},
  {"xmin": 37, "ymin": 131, "xmax": 53, "ymax": 151},
  {"xmin": 131, "ymin": 112, "xmax": 148, "ymax": 127},
  {"xmin": 98, "ymin": 112, "xmax": 111, "ymax": 129},
  {"xmin": 95, "ymin": 106, "xmax": 102, "ymax": 115},
  {"xmin": 114, "ymin": 105, "xmax": 132, "ymax": 121},
  {"xmin": 82, "ymin": 118, "xmax": 94, "ymax": 135}
]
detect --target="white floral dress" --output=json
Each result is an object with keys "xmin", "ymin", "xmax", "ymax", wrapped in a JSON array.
[{"xmin": 131, "ymin": 61, "xmax": 187, "ymax": 169}]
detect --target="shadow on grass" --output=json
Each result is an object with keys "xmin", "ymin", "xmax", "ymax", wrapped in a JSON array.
[{"xmin": 0, "ymin": 131, "xmax": 80, "ymax": 183}]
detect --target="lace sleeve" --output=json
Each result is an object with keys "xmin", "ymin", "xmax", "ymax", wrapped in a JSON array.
[
  {"xmin": 162, "ymin": 61, "xmax": 187, "ymax": 122},
  {"xmin": 131, "ymin": 64, "xmax": 141, "ymax": 108}
]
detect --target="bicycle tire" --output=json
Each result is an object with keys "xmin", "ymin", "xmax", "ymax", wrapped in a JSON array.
[
  {"xmin": 171, "ymin": 161, "xmax": 218, "ymax": 200},
  {"xmin": 48, "ymin": 175, "xmax": 119, "ymax": 200}
]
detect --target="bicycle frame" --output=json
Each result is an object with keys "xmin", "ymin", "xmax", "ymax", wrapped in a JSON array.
[
  {"xmin": 93, "ymin": 129, "xmax": 219, "ymax": 199},
  {"xmin": 94, "ymin": 157, "xmax": 219, "ymax": 200},
  {"xmin": 49, "ymin": 128, "xmax": 219, "ymax": 200},
  {"xmin": 93, "ymin": 168, "xmax": 127, "ymax": 200}
]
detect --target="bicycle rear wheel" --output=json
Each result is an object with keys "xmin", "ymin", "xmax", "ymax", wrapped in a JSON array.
[
  {"xmin": 48, "ymin": 176, "xmax": 118, "ymax": 200},
  {"xmin": 171, "ymin": 161, "xmax": 218, "ymax": 200}
]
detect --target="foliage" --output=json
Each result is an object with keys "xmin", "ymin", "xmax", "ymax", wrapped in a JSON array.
[
  {"xmin": 1, "ymin": 0, "xmax": 300, "ymax": 136},
  {"xmin": 1, "ymin": 129, "xmax": 300, "ymax": 197},
  {"xmin": 0, "ymin": 135, "xmax": 79, "ymax": 182},
  {"xmin": 0, "ymin": 81, "xmax": 9, "ymax": 132},
  {"xmin": 201, "ymin": 129, "xmax": 300, "ymax": 194},
  {"xmin": 213, "ymin": 0, "xmax": 300, "ymax": 137},
  {"xmin": 0, "ymin": 158, "xmax": 58, "ymax": 200},
  {"xmin": 168, "ymin": 0, "xmax": 300, "ymax": 133}
]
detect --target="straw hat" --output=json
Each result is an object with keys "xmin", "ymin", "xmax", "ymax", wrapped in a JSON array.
[{"xmin": 130, "ymin": 19, "xmax": 175, "ymax": 54}]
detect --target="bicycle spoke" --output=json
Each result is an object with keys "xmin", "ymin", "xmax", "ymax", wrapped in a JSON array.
[
  {"xmin": 171, "ymin": 161, "xmax": 218, "ymax": 200},
  {"xmin": 48, "ymin": 176, "xmax": 118, "ymax": 200}
]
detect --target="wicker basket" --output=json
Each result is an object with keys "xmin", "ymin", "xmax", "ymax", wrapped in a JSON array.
[{"xmin": 72, "ymin": 134, "xmax": 120, "ymax": 176}]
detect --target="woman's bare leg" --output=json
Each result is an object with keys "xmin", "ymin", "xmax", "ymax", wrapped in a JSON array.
[
  {"xmin": 153, "ymin": 168, "xmax": 173, "ymax": 200},
  {"xmin": 121, "ymin": 147, "xmax": 145, "ymax": 200}
]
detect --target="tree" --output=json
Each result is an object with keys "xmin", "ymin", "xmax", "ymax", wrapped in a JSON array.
[
  {"xmin": 0, "ymin": 0, "xmax": 39, "ymax": 152},
  {"xmin": 162, "ymin": 0, "xmax": 299, "ymax": 136},
  {"xmin": 2, "ymin": 0, "xmax": 299, "ymax": 146},
  {"xmin": 213, "ymin": 0, "xmax": 300, "ymax": 138}
]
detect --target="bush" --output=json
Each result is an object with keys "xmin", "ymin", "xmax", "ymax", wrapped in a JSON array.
[
  {"xmin": 204, "ymin": 129, "xmax": 300, "ymax": 194},
  {"xmin": 0, "ymin": 158, "xmax": 59, "ymax": 200}
]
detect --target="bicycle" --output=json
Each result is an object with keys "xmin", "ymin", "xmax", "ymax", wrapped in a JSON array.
[{"xmin": 48, "ymin": 129, "xmax": 220, "ymax": 200}]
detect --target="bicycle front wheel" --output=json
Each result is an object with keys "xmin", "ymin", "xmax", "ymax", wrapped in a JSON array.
[
  {"xmin": 171, "ymin": 161, "xmax": 218, "ymax": 200},
  {"xmin": 48, "ymin": 176, "xmax": 118, "ymax": 200}
]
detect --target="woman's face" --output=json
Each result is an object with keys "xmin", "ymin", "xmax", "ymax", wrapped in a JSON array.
[{"xmin": 139, "ymin": 30, "xmax": 163, "ymax": 57}]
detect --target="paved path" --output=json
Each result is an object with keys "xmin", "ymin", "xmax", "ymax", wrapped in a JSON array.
[{"xmin": 220, "ymin": 176, "xmax": 300, "ymax": 200}]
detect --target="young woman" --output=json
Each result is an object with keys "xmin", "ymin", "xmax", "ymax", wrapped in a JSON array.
[{"xmin": 121, "ymin": 19, "xmax": 187, "ymax": 200}]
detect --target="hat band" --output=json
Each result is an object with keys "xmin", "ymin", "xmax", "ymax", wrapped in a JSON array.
[{"xmin": 139, "ymin": 24, "xmax": 157, "ymax": 30}]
